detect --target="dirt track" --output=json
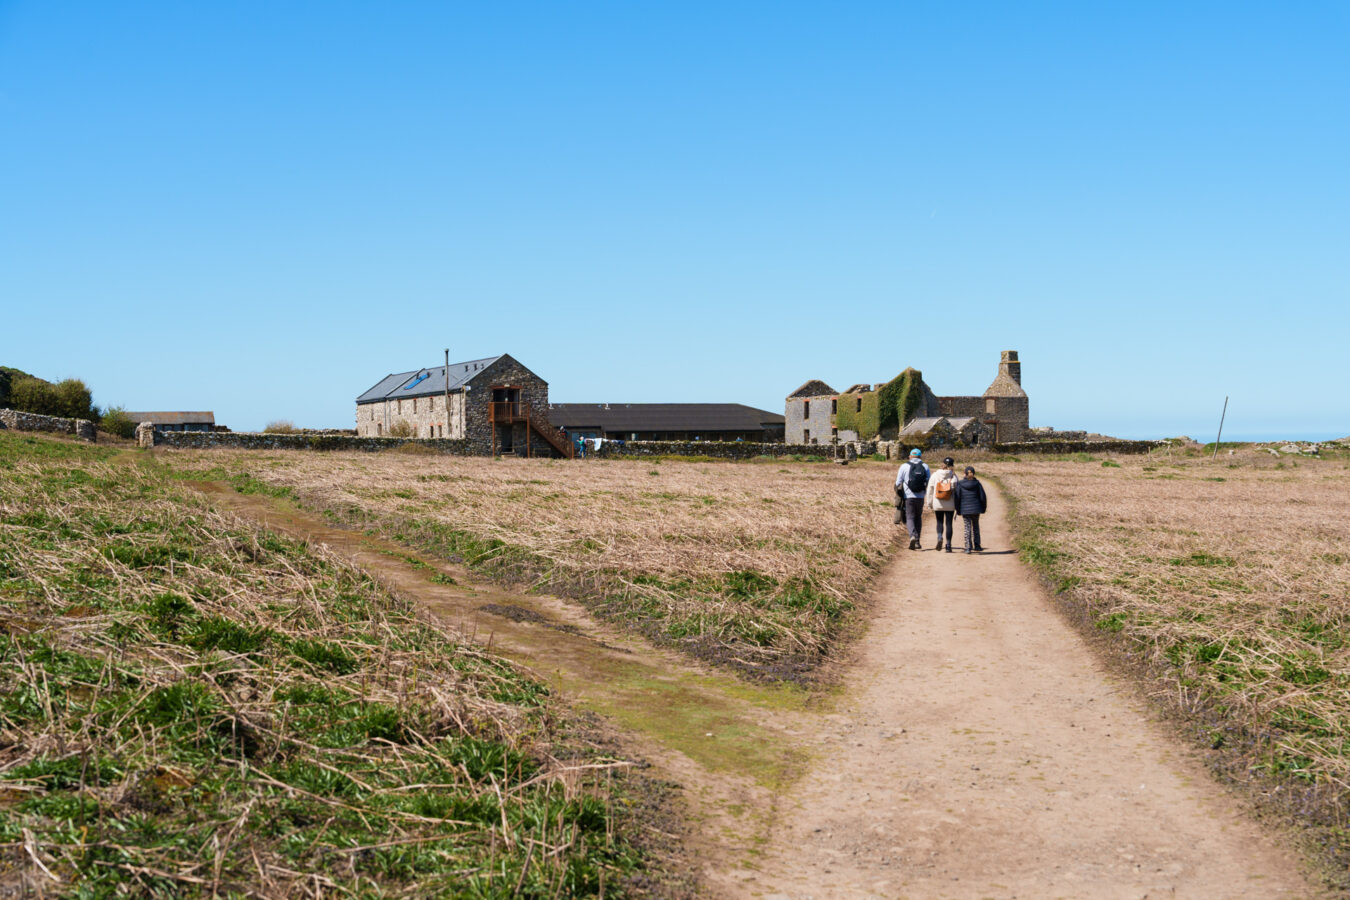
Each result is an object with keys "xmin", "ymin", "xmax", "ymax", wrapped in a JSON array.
[
  {"xmin": 186, "ymin": 470, "xmax": 1321, "ymax": 899},
  {"xmin": 723, "ymin": 485, "xmax": 1317, "ymax": 899}
]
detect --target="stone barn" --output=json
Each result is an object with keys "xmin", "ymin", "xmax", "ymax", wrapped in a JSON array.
[{"xmin": 355, "ymin": 354, "xmax": 571, "ymax": 457}]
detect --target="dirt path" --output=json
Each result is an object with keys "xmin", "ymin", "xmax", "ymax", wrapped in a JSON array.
[
  {"xmin": 184, "ymin": 473, "xmax": 1320, "ymax": 899},
  {"xmin": 722, "ymin": 484, "xmax": 1318, "ymax": 899}
]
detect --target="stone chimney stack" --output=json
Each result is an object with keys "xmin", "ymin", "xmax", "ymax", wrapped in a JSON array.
[{"xmin": 999, "ymin": 350, "xmax": 1021, "ymax": 386}]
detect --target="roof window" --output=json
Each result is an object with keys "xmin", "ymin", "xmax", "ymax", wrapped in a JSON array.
[{"xmin": 403, "ymin": 372, "xmax": 430, "ymax": 391}]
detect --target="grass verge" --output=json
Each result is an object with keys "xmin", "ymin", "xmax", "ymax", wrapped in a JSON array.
[{"xmin": 0, "ymin": 432, "xmax": 675, "ymax": 897}]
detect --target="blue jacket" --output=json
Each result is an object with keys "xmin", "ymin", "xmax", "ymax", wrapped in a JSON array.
[{"xmin": 953, "ymin": 476, "xmax": 987, "ymax": 515}]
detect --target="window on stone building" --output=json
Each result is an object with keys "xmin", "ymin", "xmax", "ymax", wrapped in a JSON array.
[
  {"xmin": 986, "ymin": 398, "xmax": 996, "ymax": 414},
  {"xmin": 831, "ymin": 427, "xmax": 838, "ymax": 439},
  {"xmin": 803, "ymin": 401, "xmax": 809, "ymax": 418},
  {"xmin": 856, "ymin": 398, "xmax": 863, "ymax": 413},
  {"xmin": 831, "ymin": 399, "xmax": 837, "ymax": 414},
  {"xmin": 803, "ymin": 429, "xmax": 810, "ymax": 443}
]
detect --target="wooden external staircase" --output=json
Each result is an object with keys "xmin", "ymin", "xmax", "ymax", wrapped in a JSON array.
[{"xmin": 488, "ymin": 401, "xmax": 574, "ymax": 458}]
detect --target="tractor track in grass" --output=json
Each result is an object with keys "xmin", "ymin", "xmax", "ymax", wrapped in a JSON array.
[{"xmin": 181, "ymin": 470, "xmax": 1323, "ymax": 899}]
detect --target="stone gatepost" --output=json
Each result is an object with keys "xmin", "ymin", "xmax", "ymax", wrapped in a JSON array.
[
  {"xmin": 75, "ymin": 419, "xmax": 97, "ymax": 442},
  {"xmin": 136, "ymin": 422, "xmax": 157, "ymax": 448}
]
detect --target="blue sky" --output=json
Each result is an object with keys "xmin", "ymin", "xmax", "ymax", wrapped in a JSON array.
[{"xmin": 2, "ymin": 3, "xmax": 1346, "ymax": 439}]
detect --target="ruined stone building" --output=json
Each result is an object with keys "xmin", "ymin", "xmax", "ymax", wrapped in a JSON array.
[
  {"xmin": 355, "ymin": 354, "xmax": 571, "ymax": 456},
  {"xmin": 785, "ymin": 351, "xmax": 1029, "ymax": 446}
]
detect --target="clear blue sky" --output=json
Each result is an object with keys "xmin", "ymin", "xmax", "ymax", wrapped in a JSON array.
[{"xmin": 3, "ymin": 3, "xmax": 1346, "ymax": 439}]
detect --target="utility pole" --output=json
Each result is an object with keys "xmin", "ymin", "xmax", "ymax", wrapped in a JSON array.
[
  {"xmin": 444, "ymin": 348, "xmax": 451, "ymax": 439},
  {"xmin": 1212, "ymin": 396, "xmax": 1229, "ymax": 461}
]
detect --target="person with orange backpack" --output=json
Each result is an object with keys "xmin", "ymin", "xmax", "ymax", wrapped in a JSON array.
[{"xmin": 925, "ymin": 456, "xmax": 959, "ymax": 552}]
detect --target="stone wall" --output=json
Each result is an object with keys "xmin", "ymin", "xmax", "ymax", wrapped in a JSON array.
[
  {"xmin": 0, "ymin": 408, "xmax": 97, "ymax": 442},
  {"xmin": 356, "ymin": 391, "xmax": 465, "ymax": 439},
  {"xmin": 595, "ymin": 440, "xmax": 851, "ymax": 460},
  {"xmin": 149, "ymin": 430, "xmax": 471, "ymax": 454},
  {"xmin": 992, "ymin": 439, "xmax": 1163, "ymax": 455},
  {"xmin": 784, "ymin": 394, "xmax": 837, "ymax": 444},
  {"xmin": 937, "ymin": 396, "xmax": 985, "ymax": 418}
]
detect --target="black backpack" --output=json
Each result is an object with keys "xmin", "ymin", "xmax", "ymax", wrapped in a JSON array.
[{"xmin": 906, "ymin": 462, "xmax": 929, "ymax": 495}]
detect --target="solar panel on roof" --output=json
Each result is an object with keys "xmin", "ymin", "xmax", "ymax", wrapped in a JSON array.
[{"xmin": 403, "ymin": 372, "xmax": 430, "ymax": 391}]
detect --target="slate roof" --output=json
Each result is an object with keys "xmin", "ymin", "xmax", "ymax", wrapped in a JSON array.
[
  {"xmin": 123, "ymin": 411, "xmax": 215, "ymax": 426},
  {"xmin": 548, "ymin": 403, "xmax": 785, "ymax": 433},
  {"xmin": 356, "ymin": 356, "xmax": 503, "ymax": 403},
  {"xmin": 787, "ymin": 380, "xmax": 837, "ymax": 399},
  {"xmin": 899, "ymin": 417, "xmax": 945, "ymax": 436}
]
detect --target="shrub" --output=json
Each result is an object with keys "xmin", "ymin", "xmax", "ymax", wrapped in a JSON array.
[
  {"xmin": 101, "ymin": 406, "xmax": 137, "ymax": 439},
  {"xmin": 264, "ymin": 420, "xmax": 298, "ymax": 434},
  {"xmin": 9, "ymin": 376, "xmax": 96, "ymax": 420},
  {"xmin": 387, "ymin": 420, "xmax": 415, "ymax": 438}
]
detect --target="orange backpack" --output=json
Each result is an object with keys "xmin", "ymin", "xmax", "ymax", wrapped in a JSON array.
[{"xmin": 935, "ymin": 476, "xmax": 955, "ymax": 500}]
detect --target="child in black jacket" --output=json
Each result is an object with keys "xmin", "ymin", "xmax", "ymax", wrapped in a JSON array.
[{"xmin": 952, "ymin": 466, "xmax": 988, "ymax": 553}]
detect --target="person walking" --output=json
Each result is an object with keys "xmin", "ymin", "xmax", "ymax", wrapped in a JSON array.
[
  {"xmin": 925, "ymin": 456, "xmax": 959, "ymax": 552},
  {"xmin": 896, "ymin": 449, "xmax": 931, "ymax": 550},
  {"xmin": 953, "ymin": 465, "xmax": 988, "ymax": 553}
]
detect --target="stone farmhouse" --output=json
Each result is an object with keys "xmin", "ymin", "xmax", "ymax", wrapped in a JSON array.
[
  {"xmin": 355, "ymin": 354, "xmax": 571, "ymax": 457},
  {"xmin": 785, "ymin": 351, "xmax": 1029, "ymax": 446}
]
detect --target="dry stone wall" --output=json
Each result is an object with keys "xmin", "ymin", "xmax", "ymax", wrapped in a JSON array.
[
  {"xmin": 0, "ymin": 408, "xmax": 96, "ymax": 442},
  {"xmin": 149, "ymin": 431, "xmax": 471, "ymax": 454}
]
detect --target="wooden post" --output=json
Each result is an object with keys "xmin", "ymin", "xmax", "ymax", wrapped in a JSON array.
[{"xmin": 1212, "ymin": 396, "xmax": 1229, "ymax": 461}]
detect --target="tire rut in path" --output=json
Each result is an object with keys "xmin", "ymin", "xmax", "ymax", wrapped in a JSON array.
[
  {"xmin": 721, "ymin": 482, "xmax": 1319, "ymax": 899},
  {"xmin": 185, "ymin": 480, "xmax": 810, "ymax": 887}
]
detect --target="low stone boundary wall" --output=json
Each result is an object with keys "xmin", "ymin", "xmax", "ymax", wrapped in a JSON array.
[
  {"xmin": 147, "ymin": 430, "xmax": 471, "ymax": 455},
  {"xmin": 593, "ymin": 440, "xmax": 843, "ymax": 460},
  {"xmin": 0, "ymin": 408, "xmax": 96, "ymax": 442},
  {"xmin": 991, "ymin": 439, "xmax": 1165, "ymax": 455},
  {"xmin": 593, "ymin": 437, "xmax": 1165, "ymax": 460}
]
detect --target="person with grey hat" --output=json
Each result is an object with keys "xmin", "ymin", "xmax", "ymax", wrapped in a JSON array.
[
  {"xmin": 925, "ymin": 456, "xmax": 959, "ymax": 552},
  {"xmin": 895, "ymin": 448, "xmax": 930, "ymax": 550}
]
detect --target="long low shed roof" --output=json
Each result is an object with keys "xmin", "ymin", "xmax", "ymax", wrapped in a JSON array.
[
  {"xmin": 548, "ymin": 403, "xmax": 784, "ymax": 432},
  {"xmin": 123, "ymin": 411, "xmax": 215, "ymax": 426}
]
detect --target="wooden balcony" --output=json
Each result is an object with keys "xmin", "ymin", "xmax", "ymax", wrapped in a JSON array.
[{"xmin": 488, "ymin": 401, "xmax": 526, "ymax": 423}]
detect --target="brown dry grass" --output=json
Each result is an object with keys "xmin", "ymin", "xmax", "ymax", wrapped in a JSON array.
[
  {"xmin": 158, "ymin": 450, "xmax": 903, "ymax": 680},
  {"xmin": 984, "ymin": 450, "xmax": 1350, "ymax": 805}
]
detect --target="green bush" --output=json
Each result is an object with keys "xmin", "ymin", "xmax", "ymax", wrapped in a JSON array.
[
  {"xmin": 101, "ymin": 406, "xmax": 137, "ymax": 439},
  {"xmin": 264, "ymin": 420, "xmax": 298, "ymax": 434},
  {"xmin": 388, "ymin": 420, "xmax": 415, "ymax": 438},
  {"xmin": 7, "ymin": 375, "xmax": 96, "ymax": 420}
]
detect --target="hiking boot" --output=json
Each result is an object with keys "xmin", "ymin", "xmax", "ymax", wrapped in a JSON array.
[
  {"xmin": 945, "ymin": 546, "xmax": 953, "ymax": 553},
  {"xmin": 909, "ymin": 538, "xmax": 919, "ymax": 550},
  {"xmin": 974, "ymin": 546, "xmax": 984, "ymax": 552},
  {"xmin": 935, "ymin": 540, "xmax": 943, "ymax": 550}
]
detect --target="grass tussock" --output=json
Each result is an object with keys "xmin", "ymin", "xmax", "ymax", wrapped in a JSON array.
[
  {"xmin": 0, "ymin": 433, "xmax": 653, "ymax": 897},
  {"xmin": 987, "ymin": 452, "xmax": 1350, "ymax": 827},
  {"xmin": 157, "ymin": 451, "xmax": 901, "ymax": 681}
]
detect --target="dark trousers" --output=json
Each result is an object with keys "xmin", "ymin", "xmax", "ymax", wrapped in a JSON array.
[
  {"xmin": 962, "ymin": 515, "xmax": 982, "ymax": 550},
  {"xmin": 904, "ymin": 498, "xmax": 925, "ymax": 541},
  {"xmin": 935, "ymin": 510, "xmax": 954, "ymax": 545}
]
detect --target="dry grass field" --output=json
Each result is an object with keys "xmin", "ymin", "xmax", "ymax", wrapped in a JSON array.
[
  {"xmin": 158, "ymin": 450, "xmax": 901, "ymax": 680},
  {"xmin": 985, "ymin": 449, "xmax": 1350, "ymax": 811},
  {"xmin": 0, "ymin": 434, "xmax": 659, "ymax": 897}
]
